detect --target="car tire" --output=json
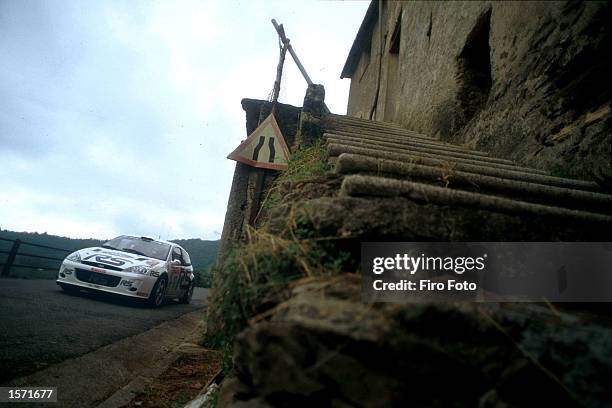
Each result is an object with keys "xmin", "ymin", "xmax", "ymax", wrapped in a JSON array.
[
  {"xmin": 59, "ymin": 283, "xmax": 80, "ymax": 295},
  {"xmin": 179, "ymin": 281, "xmax": 194, "ymax": 304},
  {"xmin": 148, "ymin": 276, "xmax": 168, "ymax": 308}
]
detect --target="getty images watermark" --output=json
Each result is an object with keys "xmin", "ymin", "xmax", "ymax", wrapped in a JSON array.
[{"xmin": 361, "ymin": 242, "xmax": 612, "ymax": 302}]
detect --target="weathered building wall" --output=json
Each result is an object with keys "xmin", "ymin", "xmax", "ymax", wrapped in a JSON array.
[{"xmin": 343, "ymin": 1, "xmax": 611, "ymax": 179}]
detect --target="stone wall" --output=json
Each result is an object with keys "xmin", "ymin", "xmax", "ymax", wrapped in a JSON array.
[
  {"xmin": 216, "ymin": 99, "xmax": 301, "ymax": 263},
  {"xmin": 345, "ymin": 1, "xmax": 611, "ymax": 180}
]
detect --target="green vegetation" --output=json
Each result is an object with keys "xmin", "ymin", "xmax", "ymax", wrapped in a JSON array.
[
  {"xmin": 261, "ymin": 139, "xmax": 331, "ymax": 209},
  {"xmin": 206, "ymin": 227, "xmax": 348, "ymax": 348},
  {"xmin": 204, "ymin": 142, "xmax": 349, "ymax": 372},
  {"xmin": 0, "ymin": 229, "xmax": 218, "ymax": 286},
  {"xmin": 207, "ymin": 386, "xmax": 219, "ymax": 408}
]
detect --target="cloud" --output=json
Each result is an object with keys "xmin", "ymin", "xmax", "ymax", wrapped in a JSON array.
[{"xmin": 0, "ymin": 0, "xmax": 369, "ymax": 240}]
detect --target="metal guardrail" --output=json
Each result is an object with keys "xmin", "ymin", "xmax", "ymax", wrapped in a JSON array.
[{"xmin": 0, "ymin": 237, "xmax": 72, "ymax": 276}]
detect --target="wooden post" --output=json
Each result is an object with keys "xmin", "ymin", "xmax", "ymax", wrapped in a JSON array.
[
  {"xmin": 248, "ymin": 169, "xmax": 267, "ymax": 227},
  {"xmin": 271, "ymin": 41, "xmax": 289, "ymax": 116},
  {"xmin": 2, "ymin": 239, "xmax": 21, "ymax": 277},
  {"xmin": 249, "ymin": 32, "xmax": 289, "ymax": 228},
  {"xmin": 271, "ymin": 19, "xmax": 330, "ymax": 113},
  {"xmin": 272, "ymin": 19, "xmax": 312, "ymax": 86}
]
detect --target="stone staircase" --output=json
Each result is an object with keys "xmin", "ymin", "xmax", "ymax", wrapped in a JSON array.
[
  {"xmin": 213, "ymin": 108, "xmax": 612, "ymax": 408},
  {"xmin": 289, "ymin": 113, "xmax": 612, "ymax": 241}
]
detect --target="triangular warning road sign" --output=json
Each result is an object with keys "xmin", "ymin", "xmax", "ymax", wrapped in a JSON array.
[{"xmin": 227, "ymin": 113, "xmax": 290, "ymax": 170}]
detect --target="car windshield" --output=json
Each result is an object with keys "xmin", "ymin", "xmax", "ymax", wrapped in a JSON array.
[{"xmin": 102, "ymin": 236, "xmax": 171, "ymax": 261}]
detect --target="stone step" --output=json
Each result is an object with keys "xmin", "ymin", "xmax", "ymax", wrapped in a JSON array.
[
  {"xmin": 340, "ymin": 175, "xmax": 612, "ymax": 224},
  {"xmin": 335, "ymin": 153, "xmax": 612, "ymax": 213},
  {"xmin": 327, "ymin": 141, "xmax": 548, "ymax": 177},
  {"xmin": 325, "ymin": 128, "xmax": 491, "ymax": 157},
  {"xmin": 323, "ymin": 121, "xmax": 436, "ymax": 142},
  {"xmin": 287, "ymin": 196, "xmax": 609, "ymax": 241},
  {"xmin": 323, "ymin": 115, "xmax": 432, "ymax": 135},
  {"xmin": 326, "ymin": 113, "xmax": 407, "ymax": 130},
  {"xmin": 326, "ymin": 144, "xmax": 600, "ymax": 191},
  {"xmin": 324, "ymin": 133, "xmax": 516, "ymax": 167}
]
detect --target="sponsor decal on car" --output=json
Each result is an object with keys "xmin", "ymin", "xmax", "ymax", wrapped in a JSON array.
[{"xmin": 83, "ymin": 253, "xmax": 133, "ymax": 267}]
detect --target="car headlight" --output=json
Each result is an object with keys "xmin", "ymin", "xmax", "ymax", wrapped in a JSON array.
[
  {"xmin": 66, "ymin": 252, "xmax": 81, "ymax": 262},
  {"xmin": 124, "ymin": 265, "xmax": 149, "ymax": 275}
]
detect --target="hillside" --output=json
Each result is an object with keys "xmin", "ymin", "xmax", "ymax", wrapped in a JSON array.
[{"xmin": 0, "ymin": 229, "xmax": 218, "ymax": 286}]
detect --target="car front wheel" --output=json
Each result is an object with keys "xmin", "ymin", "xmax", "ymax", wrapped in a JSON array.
[
  {"xmin": 179, "ymin": 281, "xmax": 194, "ymax": 304},
  {"xmin": 148, "ymin": 276, "xmax": 168, "ymax": 307}
]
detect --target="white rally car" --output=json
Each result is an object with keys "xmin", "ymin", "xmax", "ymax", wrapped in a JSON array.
[{"xmin": 56, "ymin": 235, "xmax": 195, "ymax": 307}]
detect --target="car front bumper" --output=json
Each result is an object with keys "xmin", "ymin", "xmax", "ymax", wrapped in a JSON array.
[{"xmin": 56, "ymin": 260, "xmax": 158, "ymax": 299}]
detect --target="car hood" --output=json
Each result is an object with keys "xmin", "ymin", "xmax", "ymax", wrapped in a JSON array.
[{"xmin": 75, "ymin": 247, "xmax": 166, "ymax": 270}]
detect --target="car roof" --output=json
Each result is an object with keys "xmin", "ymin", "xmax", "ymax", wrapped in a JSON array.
[{"xmin": 122, "ymin": 235, "xmax": 178, "ymax": 247}]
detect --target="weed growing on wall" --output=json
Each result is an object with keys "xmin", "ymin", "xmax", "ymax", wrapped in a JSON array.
[
  {"xmin": 204, "ymin": 141, "xmax": 349, "ymax": 374},
  {"xmin": 262, "ymin": 139, "xmax": 331, "ymax": 209},
  {"xmin": 205, "ymin": 226, "xmax": 348, "ymax": 349}
]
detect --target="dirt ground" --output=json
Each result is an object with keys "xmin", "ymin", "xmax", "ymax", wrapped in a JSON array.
[{"xmin": 125, "ymin": 347, "xmax": 221, "ymax": 408}]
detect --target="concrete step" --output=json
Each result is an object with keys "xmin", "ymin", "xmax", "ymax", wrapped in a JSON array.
[
  {"xmin": 326, "ymin": 144, "xmax": 600, "ymax": 191},
  {"xmin": 340, "ymin": 175, "xmax": 612, "ymax": 224},
  {"xmin": 324, "ymin": 133, "xmax": 516, "ymax": 167},
  {"xmin": 327, "ymin": 141, "xmax": 548, "ymax": 177},
  {"xmin": 335, "ymin": 153, "xmax": 612, "ymax": 213},
  {"xmin": 325, "ymin": 128, "xmax": 491, "ymax": 157}
]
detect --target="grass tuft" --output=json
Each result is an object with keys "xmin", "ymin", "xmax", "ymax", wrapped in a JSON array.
[
  {"xmin": 205, "ymin": 225, "xmax": 348, "ymax": 351},
  {"xmin": 204, "ymin": 140, "xmax": 348, "ymax": 376},
  {"xmin": 261, "ymin": 140, "xmax": 331, "ymax": 210}
]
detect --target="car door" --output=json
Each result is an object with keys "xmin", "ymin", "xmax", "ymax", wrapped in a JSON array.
[
  {"xmin": 178, "ymin": 248, "xmax": 193, "ymax": 289},
  {"xmin": 168, "ymin": 246, "xmax": 184, "ymax": 295}
]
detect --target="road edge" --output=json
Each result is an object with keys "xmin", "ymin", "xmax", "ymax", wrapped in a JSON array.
[
  {"xmin": 9, "ymin": 308, "xmax": 206, "ymax": 407},
  {"xmin": 96, "ymin": 309, "xmax": 206, "ymax": 408}
]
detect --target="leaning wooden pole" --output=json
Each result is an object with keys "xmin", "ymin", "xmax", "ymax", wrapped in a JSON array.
[
  {"xmin": 271, "ymin": 18, "xmax": 329, "ymax": 113},
  {"xmin": 272, "ymin": 19, "xmax": 312, "ymax": 85}
]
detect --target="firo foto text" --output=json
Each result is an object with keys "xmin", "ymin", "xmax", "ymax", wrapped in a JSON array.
[{"xmin": 373, "ymin": 279, "xmax": 477, "ymax": 291}]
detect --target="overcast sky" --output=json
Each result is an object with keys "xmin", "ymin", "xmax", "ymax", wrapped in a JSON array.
[{"xmin": 0, "ymin": 0, "xmax": 368, "ymax": 240}]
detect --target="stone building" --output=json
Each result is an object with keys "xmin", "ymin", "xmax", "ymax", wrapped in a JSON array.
[{"xmin": 341, "ymin": 0, "xmax": 611, "ymax": 180}]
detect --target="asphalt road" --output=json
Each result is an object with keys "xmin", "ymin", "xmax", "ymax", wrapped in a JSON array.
[{"xmin": 0, "ymin": 278, "xmax": 209, "ymax": 384}]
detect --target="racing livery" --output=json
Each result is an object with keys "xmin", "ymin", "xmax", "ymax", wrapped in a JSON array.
[{"xmin": 56, "ymin": 235, "xmax": 195, "ymax": 307}]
